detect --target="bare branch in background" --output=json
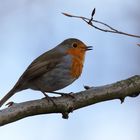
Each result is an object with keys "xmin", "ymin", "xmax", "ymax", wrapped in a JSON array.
[{"xmin": 62, "ymin": 8, "xmax": 140, "ymax": 39}]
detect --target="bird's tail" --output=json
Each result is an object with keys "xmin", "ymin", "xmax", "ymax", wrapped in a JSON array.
[{"xmin": 0, "ymin": 88, "xmax": 18, "ymax": 108}]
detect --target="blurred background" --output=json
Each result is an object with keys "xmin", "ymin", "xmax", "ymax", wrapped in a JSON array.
[{"xmin": 0, "ymin": 0, "xmax": 140, "ymax": 140}]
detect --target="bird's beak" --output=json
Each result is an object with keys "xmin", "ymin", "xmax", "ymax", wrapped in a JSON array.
[{"xmin": 86, "ymin": 46, "xmax": 93, "ymax": 51}]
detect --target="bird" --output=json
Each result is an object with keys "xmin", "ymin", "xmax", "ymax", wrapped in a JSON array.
[{"xmin": 0, "ymin": 38, "xmax": 92, "ymax": 107}]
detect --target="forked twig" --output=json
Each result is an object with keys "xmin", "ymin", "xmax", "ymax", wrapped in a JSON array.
[{"xmin": 62, "ymin": 8, "xmax": 140, "ymax": 39}]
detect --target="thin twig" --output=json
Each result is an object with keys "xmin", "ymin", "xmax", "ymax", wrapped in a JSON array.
[{"xmin": 62, "ymin": 11, "xmax": 140, "ymax": 39}]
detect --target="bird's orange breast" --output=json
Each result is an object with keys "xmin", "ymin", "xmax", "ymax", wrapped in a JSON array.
[{"xmin": 67, "ymin": 48, "xmax": 85, "ymax": 78}]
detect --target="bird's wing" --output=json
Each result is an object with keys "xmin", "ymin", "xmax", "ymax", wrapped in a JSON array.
[
  {"xmin": 19, "ymin": 49, "xmax": 66, "ymax": 82},
  {"xmin": 10, "ymin": 49, "xmax": 66, "ymax": 91},
  {"xmin": 21, "ymin": 59, "xmax": 59, "ymax": 81}
]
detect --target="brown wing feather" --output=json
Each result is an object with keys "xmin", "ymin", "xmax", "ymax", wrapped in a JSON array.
[
  {"xmin": 14, "ymin": 48, "xmax": 66, "ymax": 89},
  {"xmin": 21, "ymin": 60, "xmax": 59, "ymax": 80}
]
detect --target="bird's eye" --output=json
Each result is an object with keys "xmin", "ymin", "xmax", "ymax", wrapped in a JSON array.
[{"xmin": 72, "ymin": 43, "xmax": 78, "ymax": 48}]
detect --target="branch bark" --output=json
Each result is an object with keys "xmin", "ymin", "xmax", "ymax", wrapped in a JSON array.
[{"xmin": 0, "ymin": 75, "xmax": 140, "ymax": 126}]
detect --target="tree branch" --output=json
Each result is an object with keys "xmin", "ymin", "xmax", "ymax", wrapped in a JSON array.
[
  {"xmin": 62, "ymin": 9, "xmax": 140, "ymax": 39},
  {"xmin": 0, "ymin": 75, "xmax": 140, "ymax": 126}
]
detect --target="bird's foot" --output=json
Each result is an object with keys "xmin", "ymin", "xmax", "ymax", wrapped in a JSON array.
[
  {"xmin": 84, "ymin": 85, "xmax": 92, "ymax": 90},
  {"xmin": 50, "ymin": 91, "xmax": 75, "ymax": 98},
  {"xmin": 6, "ymin": 101, "xmax": 15, "ymax": 107},
  {"xmin": 63, "ymin": 92, "xmax": 75, "ymax": 99},
  {"xmin": 42, "ymin": 92, "xmax": 56, "ymax": 106}
]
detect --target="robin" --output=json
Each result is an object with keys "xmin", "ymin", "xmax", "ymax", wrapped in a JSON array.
[{"xmin": 0, "ymin": 38, "xmax": 92, "ymax": 107}]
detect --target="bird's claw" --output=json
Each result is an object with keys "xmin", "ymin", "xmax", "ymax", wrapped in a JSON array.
[
  {"xmin": 84, "ymin": 85, "xmax": 92, "ymax": 90},
  {"xmin": 61, "ymin": 92, "xmax": 75, "ymax": 99},
  {"xmin": 6, "ymin": 101, "xmax": 15, "ymax": 107}
]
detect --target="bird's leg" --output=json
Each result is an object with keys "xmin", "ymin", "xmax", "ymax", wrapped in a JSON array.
[
  {"xmin": 49, "ymin": 91, "xmax": 67, "ymax": 96},
  {"xmin": 41, "ymin": 91, "xmax": 56, "ymax": 106},
  {"xmin": 6, "ymin": 101, "xmax": 15, "ymax": 107},
  {"xmin": 49, "ymin": 91, "xmax": 75, "ymax": 98},
  {"xmin": 42, "ymin": 91, "xmax": 49, "ymax": 98},
  {"xmin": 33, "ymin": 82, "xmax": 56, "ymax": 105}
]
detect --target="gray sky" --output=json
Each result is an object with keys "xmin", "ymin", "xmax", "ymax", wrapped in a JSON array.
[{"xmin": 0, "ymin": 0, "xmax": 140, "ymax": 140}]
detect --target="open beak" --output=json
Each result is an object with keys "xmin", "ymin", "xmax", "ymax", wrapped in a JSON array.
[{"xmin": 86, "ymin": 46, "xmax": 93, "ymax": 51}]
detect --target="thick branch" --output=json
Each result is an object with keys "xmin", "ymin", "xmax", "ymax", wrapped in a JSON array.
[{"xmin": 0, "ymin": 75, "xmax": 140, "ymax": 126}]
